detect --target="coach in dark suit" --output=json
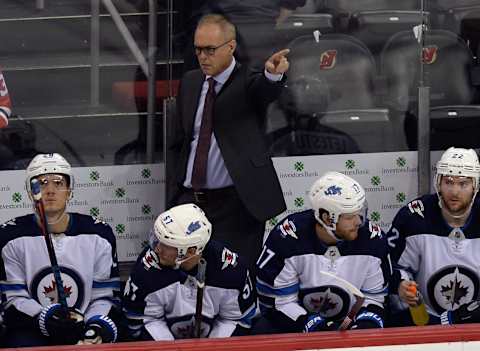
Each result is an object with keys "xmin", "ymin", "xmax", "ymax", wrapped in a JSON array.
[{"xmin": 168, "ymin": 14, "xmax": 288, "ymax": 266}]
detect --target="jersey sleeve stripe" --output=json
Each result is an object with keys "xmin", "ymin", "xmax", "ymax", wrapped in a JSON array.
[
  {"xmin": 256, "ymin": 280, "xmax": 299, "ymax": 297},
  {"xmin": 92, "ymin": 280, "xmax": 121, "ymax": 289}
]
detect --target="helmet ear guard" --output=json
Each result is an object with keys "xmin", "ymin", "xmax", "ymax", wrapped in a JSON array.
[
  {"xmin": 151, "ymin": 204, "xmax": 212, "ymax": 266},
  {"xmin": 434, "ymin": 147, "xmax": 480, "ymax": 216},
  {"xmin": 25, "ymin": 153, "xmax": 74, "ymax": 200},
  {"xmin": 309, "ymin": 172, "xmax": 367, "ymax": 241}
]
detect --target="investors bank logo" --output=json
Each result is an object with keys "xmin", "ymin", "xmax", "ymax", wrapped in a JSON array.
[
  {"xmin": 12, "ymin": 192, "xmax": 22, "ymax": 203},
  {"xmin": 279, "ymin": 161, "xmax": 319, "ymax": 179},
  {"xmin": 76, "ymin": 169, "xmax": 113, "ymax": 189},
  {"xmin": 142, "ymin": 204, "xmax": 152, "ymax": 215},
  {"xmin": 115, "ymin": 188, "xmax": 126, "ymax": 198},
  {"xmin": 90, "ymin": 207, "xmax": 100, "ymax": 217},
  {"xmin": 115, "ymin": 224, "xmax": 125, "ymax": 234},
  {"xmin": 396, "ymin": 192, "xmax": 406, "ymax": 203},
  {"xmin": 370, "ymin": 211, "xmax": 381, "ymax": 222},
  {"xmin": 141, "ymin": 168, "xmax": 151, "ymax": 179},
  {"xmin": 382, "ymin": 156, "xmax": 417, "ymax": 175},
  {"xmin": 268, "ymin": 217, "xmax": 279, "ymax": 227},
  {"xmin": 396, "ymin": 157, "xmax": 407, "ymax": 168},
  {"xmin": 294, "ymin": 197, "xmax": 304, "ymax": 208},
  {"xmin": 371, "ymin": 176, "xmax": 381, "ymax": 186},
  {"xmin": 343, "ymin": 159, "xmax": 368, "ymax": 176},
  {"xmin": 89, "ymin": 170, "xmax": 100, "ymax": 181},
  {"xmin": 294, "ymin": 162, "xmax": 304, "ymax": 172},
  {"xmin": 381, "ymin": 192, "xmax": 407, "ymax": 210},
  {"xmin": 345, "ymin": 159, "xmax": 355, "ymax": 169},
  {"xmin": 126, "ymin": 167, "xmax": 162, "ymax": 185}
]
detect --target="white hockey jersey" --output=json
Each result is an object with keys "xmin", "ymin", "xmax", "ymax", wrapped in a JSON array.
[
  {"xmin": 0, "ymin": 213, "xmax": 120, "ymax": 329},
  {"xmin": 257, "ymin": 210, "xmax": 391, "ymax": 329},
  {"xmin": 123, "ymin": 241, "xmax": 256, "ymax": 340},
  {"xmin": 388, "ymin": 194, "xmax": 480, "ymax": 317}
]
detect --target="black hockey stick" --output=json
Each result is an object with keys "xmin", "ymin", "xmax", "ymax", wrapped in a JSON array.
[
  {"xmin": 194, "ymin": 258, "xmax": 207, "ymax": 338},
  {"xmin": 31, "ymin": 179, "xmax": 69, "ymax": 315}
]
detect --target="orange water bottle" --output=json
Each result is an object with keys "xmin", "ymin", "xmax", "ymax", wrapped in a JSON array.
[{"xmin": 408, "ymin": 284, "xmax": 429, "ymax": 326}]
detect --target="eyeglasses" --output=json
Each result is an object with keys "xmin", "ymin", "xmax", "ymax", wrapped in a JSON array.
[
  {"xmin": 37, "ymin": 174, "xmax": 68, "ymax": 190},
  {"xmin": 194, "ymin": 39, "xmax": 232, "ymax": 57}
]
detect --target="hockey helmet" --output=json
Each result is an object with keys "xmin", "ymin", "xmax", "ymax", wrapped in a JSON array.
[
  {"xmin": 25, "ymin": 153, "xmax": 73, "ymax": 198},
  {"xmin": 309, "ymin": 171, "xmax": 366, "ymax": 240},
  {"xmin": 150, "ymin": 204, "xmax": 212, "ymax": 263}
]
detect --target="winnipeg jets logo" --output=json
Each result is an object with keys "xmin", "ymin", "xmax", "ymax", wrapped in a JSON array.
[
  {"xmin": 279, "ymin": 219, "xmax": 298, "ymax": 239},
  {"xmin": 142, "ymin": 248, "xmax": 161, "ymax": 270},
  {"xmin": 324, "ymin": 185, "xmax": 342, "ymax": 196},
  {"xmin": 408, "ymin": 200, "xmax": 424, "ymax": 218},
  {"xmin": 221, "ymin": 248, "xmax": 238, "ymax": 270},
  {"xmin": 369, "ymin": 222, "xmax": 382, "ymax": 239},
  {"xmin": 43, "ymin": 280, "xmax": 72, "ymax": 303},
  {"xmin": 428, "ymin": 265, "xmax": 478, "ymax": 314},
  {"xmin": 186, "ymin": 221, "xmax": 201, "ymax": 235},
  {"xmin": 302, "ymin": 285, "xmax": 351, "ymax": 320}
]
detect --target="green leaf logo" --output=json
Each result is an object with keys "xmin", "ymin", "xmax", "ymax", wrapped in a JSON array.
[
  {"xmin": 396, "ymin": 192, "xmax": 406, "ymax": 203},
  {"xmin": 345, "ymin": 159, "xmax": 355, "ymax": 169},
  {"xmin": 142, "ymin": 204, "xmax": 152, "ymax": 215},
  {"xmin": 89, "ymin": 170, "xmax": 100, "ymax": 181},
  {"xmin": 294, "ymin": 162, "xmax": 304, "ymax": 172},
  {"xmin": 371, "ymin": 176, "xmax": 381, "ymax": 186},
  {"xmin": 12, "ymin": 192, "xmax": 22, "ymax": 203},
  {"xmin": 141, "ymin": 168, "xmax": 151, "ymax": 179},
  {"xmin": 396, "ymin": 157, "xmax": 407, "ymax": 168},
  {"xmin": 294, "ymin": 197, "xmax": 304, "ymax": 208},
  {"xmin": 370, "ymin": 211, "xmax": 381, "ymax": 222},
  {"xmin": 115, "ymin": 188, "xmax": 126, "ymax": 198},
  {"xmin": 268, "ymin": 217, "xmax": 278, "ymax": 227},
  {"xmin": 89, "ymin": 207, "xmax": 100, "ymax": 217},
  {"xmin": 115, "ymin": 224, "xmax": 125, "ymax": 234}
]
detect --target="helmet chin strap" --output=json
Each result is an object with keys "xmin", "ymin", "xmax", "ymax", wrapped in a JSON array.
[
  {"xmin": 173, "ymin": 253, "xmax": 198, "ymax": 270},
  {"xmin": 319, "ymin": 220, "xmax": 343, "ymax": 242}
]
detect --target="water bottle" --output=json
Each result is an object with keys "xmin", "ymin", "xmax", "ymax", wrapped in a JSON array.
[{"xmin": 408, "ymin": 284, "xmax": 429, "ymax": 326}]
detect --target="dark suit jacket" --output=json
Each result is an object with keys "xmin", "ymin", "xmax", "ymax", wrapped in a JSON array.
[{"xmin": 168, "ymin": 63, "xmax": 287, "ymax": 222}]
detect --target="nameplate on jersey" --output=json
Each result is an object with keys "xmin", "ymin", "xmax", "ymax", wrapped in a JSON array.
[{"xmin": 408, "ymin": 200, "xmax": 425, "ymax": 218}]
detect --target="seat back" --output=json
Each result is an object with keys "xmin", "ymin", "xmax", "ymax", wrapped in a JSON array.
[{"xmin": 380, "ymin": 29, "xmax": 476, "ymax": 112}]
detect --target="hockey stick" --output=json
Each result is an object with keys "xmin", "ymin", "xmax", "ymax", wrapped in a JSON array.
[
  {"xmin": 194, "ymin": 258, "xmax": 207, "ymax": 338},
  {"xmin": 319, "ymin": 270, "xmax": 365, "ymax": 330},
  {"xmin": 31, "ymin": 179, "xmax": 69, "ymax": 315}
]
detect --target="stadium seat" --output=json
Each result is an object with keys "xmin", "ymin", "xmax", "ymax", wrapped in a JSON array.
[
  {"xmin": 267, "ymin": 33, "xmax": 397, "ymax": 156},
  {"xmin": 275, "ymin": 14, "xmax": 334, "ymax": 48},
  {"xmin": 445, "ymin": 6, "xmax": 480, "ymax": 54},
  {"xmin": 380, "ymin": 29, "xmax": 480, "ymax": 149}
]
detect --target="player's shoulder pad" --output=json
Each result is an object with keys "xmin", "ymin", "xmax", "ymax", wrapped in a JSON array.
[
  {"xmin": 356, "ymin": 220, "xmax": 388, "ymax": 257},
  {"xmin": 129, "ymin": 247, "xmax": 181, "ymax": 293},
  {"xmin": 202, "ymin": 241, "xmax": 248, "ymax": 290},
  {"xmin": 0, "ymin": 214, "xmax": 39, "ymax": 246},
  {"xmin": 401, "ymin": 194, "xmax": 436, "ymax": 219},
  {"xmin": 70, "ymin": 213, "xmax": 115, "ymax": 235}
]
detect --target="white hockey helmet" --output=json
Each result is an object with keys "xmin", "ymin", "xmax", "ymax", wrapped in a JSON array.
[
  {"xmin": 309, "ymin": 171, "xmax": 366, "ymax": 240},
  {"xmin": 150, "ymin": 204, "xmax": 212, "ymax": 263},
  {"xmin": 434, "ymin": 147, "xmax": 480, "ymax": 212},
  {"xmin": 25, "ymin": 153, "xmax": 74, "ymax": 198}
]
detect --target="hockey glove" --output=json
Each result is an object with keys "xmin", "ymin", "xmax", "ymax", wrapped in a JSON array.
[
  {"xmin": 350, "ymin": 312, "xmax": 384, "ymax": 329},
  {"xmin": 81, "ymin": 315, "xmax": 118, "ymax": 344},
  {"xmin": 302, "ymin": 313, "xmax": 337, "ymax": 333},
  {"xmin": 38, "ymin": 303, "xmax": 85, "ymax": 345},
  {"xmin": 441, "ymin": 300, "xmax": 480, "ymax": 325}
]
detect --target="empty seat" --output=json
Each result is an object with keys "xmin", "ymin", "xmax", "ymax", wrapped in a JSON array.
[
  {"xmin": 380, "ymin": 29, "xmax": 480, "ymax": 149},
  {"xmin": 445, "ymin": 6, "xmax": 480, "ymax": 54},
  {"xmin": 267, "ymin": 33, "xmax": 397, "ymax": 155},
  {"xmin": 275, "ymin": 14, "xmax": 334, "ymax": 47}
]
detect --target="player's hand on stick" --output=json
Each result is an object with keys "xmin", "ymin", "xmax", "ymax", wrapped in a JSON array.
[{"xmin": 38, "ymin": 303, "xmax": 84, "ymax": 344}]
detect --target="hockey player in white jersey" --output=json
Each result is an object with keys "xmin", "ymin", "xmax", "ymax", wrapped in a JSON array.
[
  {"xmin": 123, "ymin": 203, "xmax": 256, "ymax": 340},
  {"xmin": 388, "ymin": 147, "xmax": 480, "ymax": 326},
  {"xmin": 253, "ymin": 172, "xmax": 391, "ymax": 334},
  {"xmin": 0, "ymin": 153, "xmax": 121, "ymax": 347}
]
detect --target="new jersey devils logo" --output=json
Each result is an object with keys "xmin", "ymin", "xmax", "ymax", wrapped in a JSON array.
[
  {"xmin": 422, "ymin": 46, "xmax": 438, "ymax": 65},
  {"xmin": 320, "ymin": 50, "xmax": 337, "ymax": 70}
]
